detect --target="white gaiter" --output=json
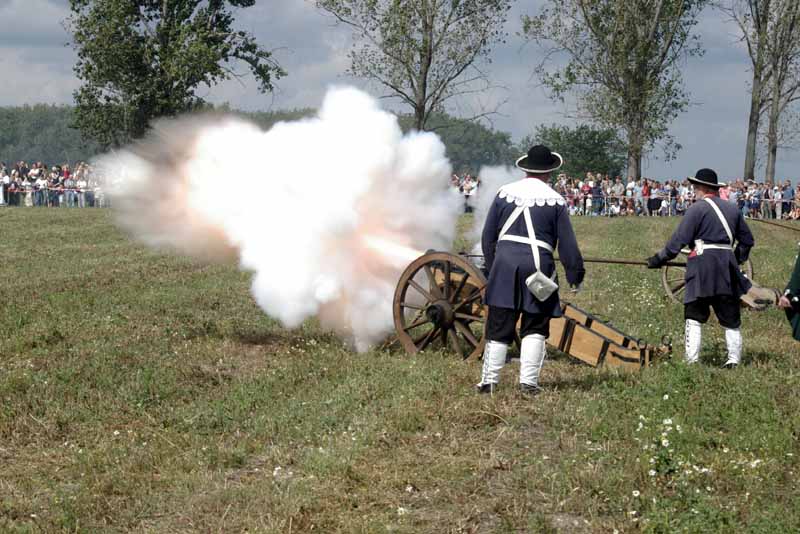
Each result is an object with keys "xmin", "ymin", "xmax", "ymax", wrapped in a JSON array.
[
  {"xmin": 479, "ymin": 341, "xmax": 508, "ymax": 386},
  {"xmin": 685, "ymin": 319, "xmax": 702, "ymax": 364},
  {"xmin": 724, "ymin": 328, "xmax": 742, "ymax": 365},
  {"xmin": 519, "ymin": 334, "xmax": 547, "ymax": 387}
]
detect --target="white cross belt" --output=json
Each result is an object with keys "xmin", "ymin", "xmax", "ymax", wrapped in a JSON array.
[{"xmin": 499, "ymin": 235, "xmax": 555, "ymax": 252}]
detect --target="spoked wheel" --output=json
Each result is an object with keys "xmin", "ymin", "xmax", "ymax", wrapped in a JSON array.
[
  {"xmin": 661, "ymin": 249, "xmax": 754, "ymax": 303},
  {"xmin": 393, "ymin": 251, "xmax": 487, "ymax": 359}
]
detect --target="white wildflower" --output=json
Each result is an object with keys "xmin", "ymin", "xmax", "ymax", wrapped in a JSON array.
[
  {"xmin": 662, "ymin": 418, "xmax": 673, "ymax": 425},
  {"xmin": 632, "ymin": 490, "xmax": 641, "ymax": 497},
  {"xmin": 397, "ymin": 506, "xmax": 408, "ymax": 516},
  {"xmin": 663, "ymin": 394, "xmax": 669, "ymax": 400},
  {"xmin": 649, "ymin": 469, "xmax": 657, "ymax": 476}
]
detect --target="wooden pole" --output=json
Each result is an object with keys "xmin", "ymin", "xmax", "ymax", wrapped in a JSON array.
[
  {"xmin": 747, "ymin": 218, "xmax": 800, "ymax": 233},
  {"xmin": 462, "ymin": 253, "xmax": 687, "ymax": 268},
  {"xmin": 557, "ymin": 256, "xmax": 687, "ymax": 268}
]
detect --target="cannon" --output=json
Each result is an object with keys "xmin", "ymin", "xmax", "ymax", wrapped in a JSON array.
[
  {"xmin": 392, "ymin": 250, "xmax": 672, "ymax": 370},
  {"xmin": 391, "ymin": 218, "xmax": 796, "ymax": 364}
]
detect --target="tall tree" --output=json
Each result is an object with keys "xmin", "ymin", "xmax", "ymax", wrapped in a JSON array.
[
  {"xmin": 522, "ymin": 0, "xmax": 709, "ymax": 180},
  {"xmin": 716, "ymin": 0, "xmax": 772, "ymax": 181},
  {"xmin": 67, "ymin": 0, "xmax": 285, "ymax": 148},
  {"xmin": 761, "ymin": 0, "xmax": 800, "ymax": 184},
  {"xmin": 314, "ymin": 0, "xmax": 511, "ymax": 131},
  {"xmin": 519, "ymin": 124, "xmax": 627, "ymax": 178}
]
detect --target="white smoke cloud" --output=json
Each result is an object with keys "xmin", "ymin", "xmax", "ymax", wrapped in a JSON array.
[{"xmin": 101, "ymin": 87, "xmax": 462, "ymax": 351}]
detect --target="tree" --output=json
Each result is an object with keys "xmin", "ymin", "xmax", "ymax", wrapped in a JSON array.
[
  {"xmin": 399, "ymin": 112, "xmax": 516, "ymax": 171},
  {"xmin": 315, "ymin": 0, "xmax": 511, "ymax": 131},
  {"xmin": 522, "ymin": 0, "xmax": 709, "ymax": 180},
  {"xmin": 518, "ymin": 124, "xmax": 627, "ymax": 178},
  {"xmin": 67, "ymin": 0, "xmax": 285, "ymax": 148},
  {"xmin": 0, "ymin": 105, "xmax": 101, "ymax": 164},
  {"xmin": 716, "ymin": 0, "xmax": 772, "ymax": 181},
  {"xmin": 760, "ymin": 0, "xmax": 800, "ymax": 184}
]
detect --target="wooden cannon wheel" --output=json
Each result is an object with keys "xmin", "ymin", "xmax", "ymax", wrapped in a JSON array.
[
  {"xmin": 661, "ymin": 250, "xmax": 753, "ymax": 303},
  {"xmin": 393, "ymin": 252, "xmax": 487, "ymax": 359}
]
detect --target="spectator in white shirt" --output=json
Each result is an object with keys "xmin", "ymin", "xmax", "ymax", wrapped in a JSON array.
[
  {"xmin": 0, "ymin": 167, "xmax": 8, "ymax": 205},
  {"xmin": 76, "ymin": 173, "xmax": 88, "ymax": 208}
]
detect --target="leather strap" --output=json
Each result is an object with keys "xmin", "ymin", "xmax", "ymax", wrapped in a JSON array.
[
  {"xmin": 497, "ymin": 205, "xmax": 556, "ymax": 279},
  {"xmin": 704, "ymin": 197, "xmax": 734, "ymax": 245},
  {"xmin": 498, "ymin": 235, "xmax": 554, "ymax": 252},
  {"xmin": 523, "ymin": 207, "xmax": 541, "ymax": 271}
]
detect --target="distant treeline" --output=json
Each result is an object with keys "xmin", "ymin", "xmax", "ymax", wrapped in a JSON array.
[
  {"xmin": 0, "ymin": 105, "xmax": 101, "ymax": 165},
  {"xmin": 0, "ymin": 105, "xmax": 516, "ymax": 173}
]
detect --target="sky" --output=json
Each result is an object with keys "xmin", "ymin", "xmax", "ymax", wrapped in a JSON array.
[{"xmin": 1, "ymin": 0, "xmax": 798, "ymax": 180}]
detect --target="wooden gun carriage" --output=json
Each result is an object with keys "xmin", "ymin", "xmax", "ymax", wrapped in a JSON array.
[
  {"xmin": 391, "ymin": 219, "xmax": 797, "ymax": 365},
  {"xmin": 392, "ymin": 251, "xmax": 672, "ymax": 370}
]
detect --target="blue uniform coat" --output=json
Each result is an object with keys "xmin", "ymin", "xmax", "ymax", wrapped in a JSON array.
[
  {"xmin": 655, "ymin": 195, "xmax": 754, "ymax": 303},
  {"xmin": 481, "ymin": 178, "xmax": 585, "ymax": 316},
  {"xmin": 784, "ymin": 248, "xmax": 800, "ymax": 341}
]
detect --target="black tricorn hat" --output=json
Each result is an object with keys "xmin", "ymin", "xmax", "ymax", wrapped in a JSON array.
[
  {"xmin": 515, "ymin": 145, "xmax": 563, "ymax": 174},
  {"xmin": 688, "ymin": 168, "xmax": 725, "ymax": 189}
]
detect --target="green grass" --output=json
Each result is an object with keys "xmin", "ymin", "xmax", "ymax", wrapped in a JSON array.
[{"xmin": 1, "ymin": 208, "xmax": 798, "ymax": 532}]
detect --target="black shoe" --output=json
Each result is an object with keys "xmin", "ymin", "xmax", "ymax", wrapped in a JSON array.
[
  {"xmin": 519, "ymin": 383, "xmax": 542, "ymax": 397},
  {"xmin": 721, "ymin": 362, "xmax": 739, "ymax": 370},
  {"xmin": 476, "ymin": 383, "xmax": 497, "ymax": 395}
]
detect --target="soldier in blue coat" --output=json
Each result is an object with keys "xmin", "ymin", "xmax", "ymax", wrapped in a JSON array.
[
  {"xmin": 477, "ymin": 145, "xmax": 585, "ymax": 396},
  {"xmin": 778, "ymin": 246, "xmax": 800, "ymax": 341},
  {"xmin": 646, "ymin": 168, "xmax": 755, "ymax": 368}
]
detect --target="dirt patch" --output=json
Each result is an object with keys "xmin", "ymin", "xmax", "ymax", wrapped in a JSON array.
[{"xmin": 549, "ymin": 513, "xmax": 592, "ymax": 533}]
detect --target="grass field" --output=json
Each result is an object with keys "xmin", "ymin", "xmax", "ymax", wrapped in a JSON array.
[{"xmin": 1, "ymin": 207, "xmax": 799, "ymax": 533}]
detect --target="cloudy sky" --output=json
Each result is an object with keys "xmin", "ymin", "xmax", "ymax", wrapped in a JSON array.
[{"xmin": 1, "ymin": 0, "xmax": 798, "ymax": 179}]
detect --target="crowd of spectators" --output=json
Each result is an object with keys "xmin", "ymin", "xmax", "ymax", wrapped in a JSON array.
[
  {"xmin": 0, "ymin": 161, "xmax": 107, "ymax": 208},
  {"xmin": 451, "ymin": 173, "xmax": 481, "ymax": 213},
  {"xmin": 451, "ymin": 169, "xmax": 799, "ymax": 220},
  {"xmin": 551, "ymin": 173, "xmax": 800, "ymax": 220}
]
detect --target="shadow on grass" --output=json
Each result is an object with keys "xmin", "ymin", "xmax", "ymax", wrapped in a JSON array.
[
  {"xmin": 232, "ymin": 329, "xmax": 285, "ymax": 346},
  {"xmin": 701, "ymin": 342, "xmax": 781, "ymax": 367},
  {"xmin": 540, "ymin": 349, "xmax": 632, "ymax": 392},
  {"xmin": 742, "ymin": 349, "xmax": 784, "ymax": 366},
  {"xmin": 546, "ymin": 369, "xmax": 630, "ymax": 392},
  {"xmin": 231, "ymin": 327, "xmax": 344, "ymax": 350}
]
